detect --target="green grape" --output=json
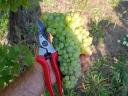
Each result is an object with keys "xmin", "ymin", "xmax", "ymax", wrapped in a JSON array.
[
  {"xmin": 58, "ymin": 57, "xmax": 62, "ymax": 61},
  {"xmin": 64, "ymin": 81, "xmax": 71, "ymax": 88},
  {"xmin": 64, "ymin": 55, "xmax": 69, "ymax": 60},
  {"xmin": 66, "ymin": 59, "xmax": 71, "ymax": 63},
  {"xmin": 46, "ymin": 27, "xmax": 52, "ymax": 32},
  {"xmin": 68, "ymin": 70, "xmax": 73, "ymax": 75},
  {"xmin": 68, "ymin": 53, "xmax": 72, "ymax": 57},
  {"xmin": 48, "ymin": 15, "xmax": 54, "ymax": 20},
  {"xmin": 70, "ymin": 76, "xmax": 76, "ymax": 81},
  {"xmin": 65, "ymin": 76, "xmax": 70, "ymax": 81},
  {"xmin": 59, "ymin": 43, "xmax": 64, "ymax": 49},
  {"xmin": 60, "ymin": 67, "xmax": 65, "ymax": 72}
]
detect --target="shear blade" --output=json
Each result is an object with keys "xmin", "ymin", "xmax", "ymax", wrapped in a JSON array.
[{"xmin": 36, "ymin": 19, "xmax": 48, "ymax": 40}]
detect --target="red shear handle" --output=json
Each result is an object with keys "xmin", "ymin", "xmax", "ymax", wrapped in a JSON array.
[
  {"xmin": 36, "ymin": 55, "xmax": 55, "ymax": 96},
  {"xmin": 51, "ymin": 52, "xmax": 63, "ymax": 96}
]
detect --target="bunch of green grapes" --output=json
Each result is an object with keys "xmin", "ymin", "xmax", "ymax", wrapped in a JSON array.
[{"xmin": 41, "ymin": 12, "xmax": 92, "ymax": 89}]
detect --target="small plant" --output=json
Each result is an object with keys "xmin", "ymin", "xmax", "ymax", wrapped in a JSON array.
[
  {"xmin": 84, "ymin": 74, "xmax": 109, "ymax": 96},
  {"xmin": 0, "ymin": 44, "xmax": 34, "ymax": 88},
  {"xmin": 117, "ymin": 34, "xmax": 128, "ymax": 49},
  {"xmin": 89, "ymin": 21, "xmax": 104, "ymax": 43}
]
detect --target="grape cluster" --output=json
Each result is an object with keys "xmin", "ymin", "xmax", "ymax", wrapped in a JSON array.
[{"xmin": 41, "ymin": 12, "xmax": 92, "ymax": 89}]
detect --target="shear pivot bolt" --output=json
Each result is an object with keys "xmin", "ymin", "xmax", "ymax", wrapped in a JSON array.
[{"xmin": 42, "ymin": 41, "xmax": 48, "ymax": 47}]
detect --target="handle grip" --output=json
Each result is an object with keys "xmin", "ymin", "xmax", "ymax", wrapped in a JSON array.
[
  {"xmin": 36, "ymin": 55, "xmax": 55, "ymax": 96},
  {"xmin": 51, "ymin": 52, "xmax": 63, "ymax": 96}
]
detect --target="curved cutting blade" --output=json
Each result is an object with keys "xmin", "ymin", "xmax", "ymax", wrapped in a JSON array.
[{"xmin": 36, "ymin": 19, "xmax": 48, "ymax": 40}]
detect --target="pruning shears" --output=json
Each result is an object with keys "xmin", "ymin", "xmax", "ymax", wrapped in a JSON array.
[{"xmin": 35, "ymin": 19, "xmax": 63, "ymax": 96}]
